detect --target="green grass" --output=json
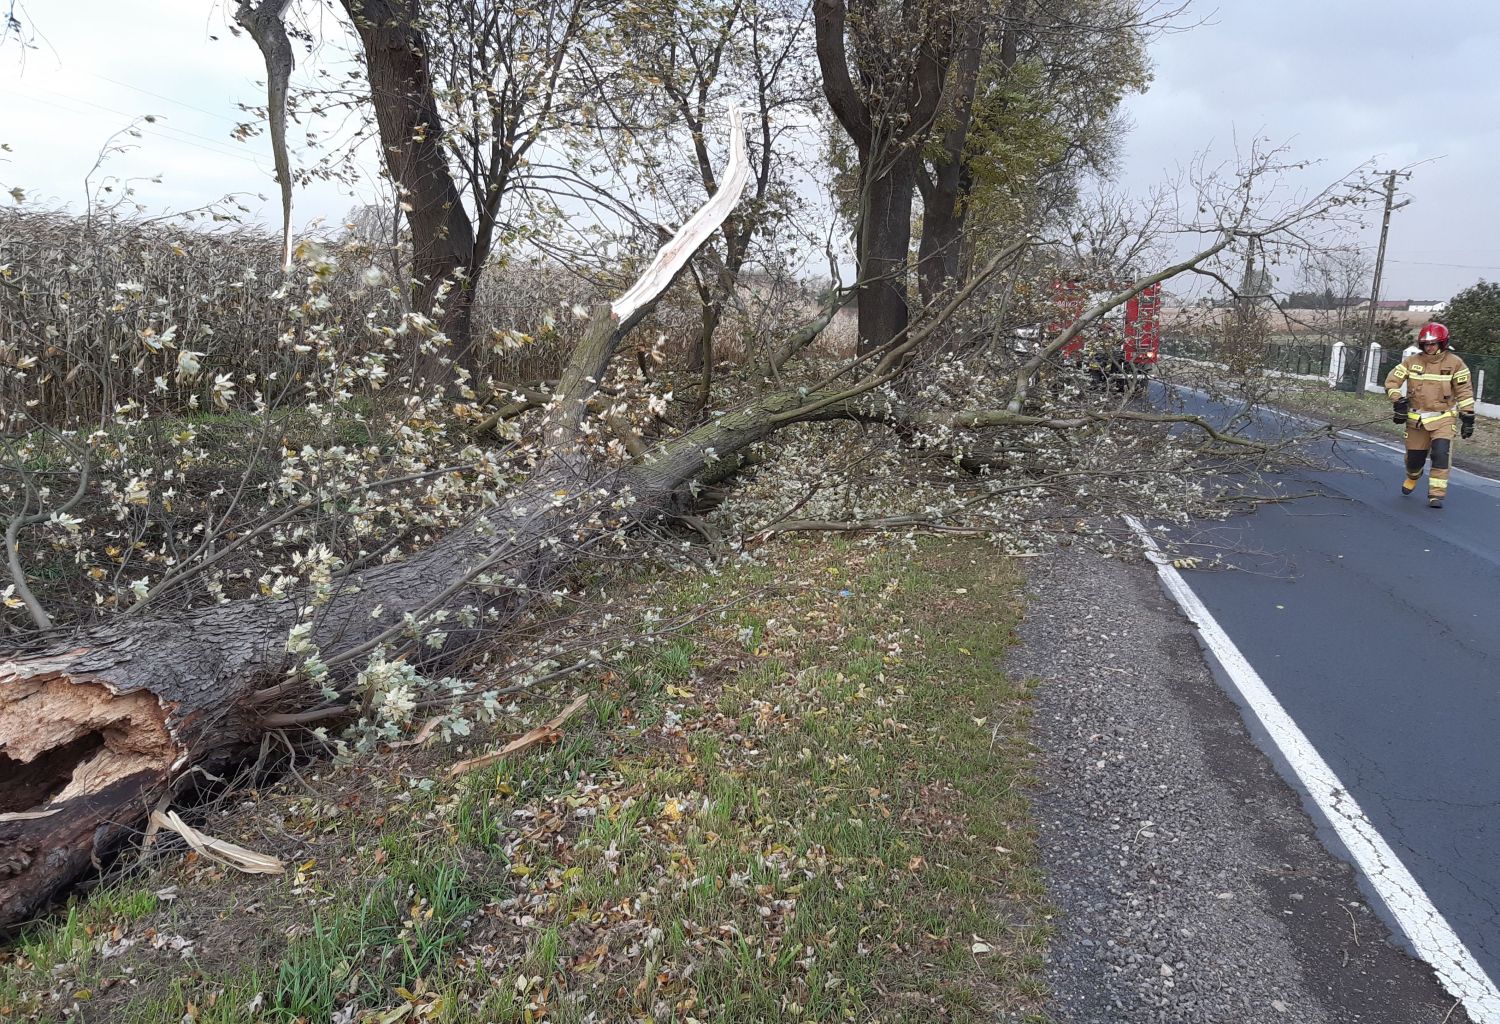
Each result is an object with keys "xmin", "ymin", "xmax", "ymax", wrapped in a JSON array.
[
  {"xmin": 1265, "ymin": 380, "xmax": 1500, "ymax": 465},
  {"xmin": 0, "ymin": 537, "xmax": 1050, "ymax": 1023},
  {"xmin": 452, "ymin": 538, "xmax": 1052, "ymax": 1023}
]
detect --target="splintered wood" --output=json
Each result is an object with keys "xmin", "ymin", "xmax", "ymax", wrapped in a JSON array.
[{"xmin": 0, "ymin": 667, "xmax": 173, "ymax": 809}]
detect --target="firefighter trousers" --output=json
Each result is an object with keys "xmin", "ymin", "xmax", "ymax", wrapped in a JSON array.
[{"xmin": 1404, "ymin": 418, "xmax": 1455, "ymax": 499}]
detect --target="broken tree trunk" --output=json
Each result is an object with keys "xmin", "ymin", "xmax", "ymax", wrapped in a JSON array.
[
  {"xmin": 0, "ymin": 110, "xmax": 754, "ymax": 930},
  {"xmin": 0, "ymin": 374, "xmax": 830, "ymax": 927},
  {"xmin": 0, "ymin": 465, "xmax": 566, "ymax": 925}
]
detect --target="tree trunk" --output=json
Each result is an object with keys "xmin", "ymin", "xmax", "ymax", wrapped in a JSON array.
[
  {"xmin": 0, "ymin": 369, "xmax": 834, "ymax": 927},
  {"xmin": 916, "ymin": 15, "xmax": 1001, "ymax": 306},
  {"xmin": 917, "ymin": 171, "xmax": 964, "ymax": 307},
  {"xmin": 0, "ymin": 466, "xmax": 564, "ymax": 926},
  {"xmin": 691, "ymin": 300, "xmax": 721, "ymax": 410},
  {"xmin": 857, "ymin": 151, "xmax": 916, "ymax": 354},
  {"xmin": 341, "ymin": 0, "xmax": 480, "ymax": 376},
  {"xmin": 814, "ymin": 0, "xmax": 952, "ymax": 355}
]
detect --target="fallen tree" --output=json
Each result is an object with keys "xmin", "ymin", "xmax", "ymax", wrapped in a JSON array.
[
  {"xmin": 0, "ymin": 108, "xmax": 759, "ymax": 926},
  {"xmin": 0, "ymin": 238, "xmax": 1293, "ymax": 929},
  {"xmin": 0, "ymin": 35, "xmax": 1383, "ymax": 927}
]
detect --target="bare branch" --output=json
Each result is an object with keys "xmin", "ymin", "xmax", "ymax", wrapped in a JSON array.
[
  {"xmin": 3, "ymin": 450, "xmax": 89, "ymax": 631},
  {"xmin": 234, "ymin": 0, "xmax": 296, "ymax": 272}
]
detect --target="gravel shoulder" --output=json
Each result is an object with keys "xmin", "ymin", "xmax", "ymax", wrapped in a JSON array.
[{"xmin": 1008, "ymin": 547, "xmax": 1471, "ymax": 1024}]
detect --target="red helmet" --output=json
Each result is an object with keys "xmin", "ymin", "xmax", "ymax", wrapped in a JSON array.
[{"xmin": 1418, "ymin": 322, "xmax": 1450, "ymax": 350}]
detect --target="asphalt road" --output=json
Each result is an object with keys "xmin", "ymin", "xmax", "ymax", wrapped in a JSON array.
[{"xmin": 1157, "ymin": 384, "xmax": 1500, "ymax": 990}]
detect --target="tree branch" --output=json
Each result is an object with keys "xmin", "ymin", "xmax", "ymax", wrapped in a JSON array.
[
  {"xmin": 3, "ymin": 454, "xmax": 90, "ymax": 631},
  {"xmin": 234, "ymin": 0, "xmax": 296, "ymax": 272}
]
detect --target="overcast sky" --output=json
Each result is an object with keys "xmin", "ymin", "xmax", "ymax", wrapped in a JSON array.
[
  {"xmin": 1116, "ymin": 1, "xmax": 1500, "ymax": 301},
  {"xmin": 4, "ymin": 1, "xmax": 1498, "ymax": 302}
]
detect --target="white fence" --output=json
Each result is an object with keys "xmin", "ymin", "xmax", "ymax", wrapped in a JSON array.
[{"xmin": 1328, "ymin": 341, "xmax": 1500, "ymax": 419}]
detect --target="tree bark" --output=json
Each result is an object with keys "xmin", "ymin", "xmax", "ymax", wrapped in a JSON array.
[
  {"xmin": 916, "ymin": 18, "xmax": 988, "ymax": 304},
  {"xmin": 341, "ymin": 0, "xmax": 480, "ymax": 375},
  {"xmin": 916, "ymin": 10, "xmax": 1013, "ymax": 305},
  {"xmin": 856, "ymin": 151, "xmax": 917, "ymax": 354}
]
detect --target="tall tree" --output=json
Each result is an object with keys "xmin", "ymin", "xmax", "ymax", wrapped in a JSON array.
[
  {"xmin": 240, "ymin": 0, "xmax": 599, "ymax": 383},
  {"xmin": 917, "ymin": 0, "xmax": 1155, "ymax": 303},
  {"xmin": 815, "ymin": 0, "xmax": 956, "ymax": 353}
]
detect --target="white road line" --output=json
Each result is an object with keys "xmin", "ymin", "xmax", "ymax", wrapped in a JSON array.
[{"xmin": 1124, "ymin": 514, "xmax": 1500, "ymax": 1022}]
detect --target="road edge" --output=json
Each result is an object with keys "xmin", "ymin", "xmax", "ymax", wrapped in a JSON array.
[{"xmin": 1124, "ymin": 514, "xmax": 1500, "ymax": 1024}]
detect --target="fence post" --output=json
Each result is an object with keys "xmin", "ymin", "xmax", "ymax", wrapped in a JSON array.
[
  {"xmin": 1366, "ymin": 342, "xmax": 1383, "ymax": 392},
  {"xmin": 1479, "ymin": 368, "xmax": 1488, "ymax": 405},
  {"xmin": 1328, "ymin": 342, "xmax": 1346, "ymax": 388}
]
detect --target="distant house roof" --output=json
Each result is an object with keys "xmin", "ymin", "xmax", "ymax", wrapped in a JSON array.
[{"xmin": 1374, "ymin": 299, "xmax": 1410, "ymax": 310}]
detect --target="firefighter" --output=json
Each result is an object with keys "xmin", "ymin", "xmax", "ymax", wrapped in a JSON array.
[{"xmin": 1385, "ymin": 322, "xmax": 1476, "ymax": 508}]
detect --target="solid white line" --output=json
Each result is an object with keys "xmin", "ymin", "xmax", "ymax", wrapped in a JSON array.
[{"xmin": 1124, "ymin": 515, "xmax": 1500, "ymax": 1023}]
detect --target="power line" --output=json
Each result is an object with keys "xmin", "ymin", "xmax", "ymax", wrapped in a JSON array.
[
  {"xmin": 1388, "ymin": 259, "xmax": 1500, "ymax": 272},
  {"xmin": 0, "ymin": 87, "xmax": 264, "ymax": 168},
  {"xmin": 86, "ymin": 72, "xmax": 244, "ymax": 126}
]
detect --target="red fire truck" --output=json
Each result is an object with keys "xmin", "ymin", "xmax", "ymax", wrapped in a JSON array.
[{"xmin": 1047, "ymin": 278, "xmax": 1162, "ymax": 388}]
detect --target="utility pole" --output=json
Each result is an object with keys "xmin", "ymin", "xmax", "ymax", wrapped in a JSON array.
[
  {"xmin": 1237, "ymin": 236, "xmax": 1258, "ymax": 317},
  {"xmin": 1350, "ymin": 169, "xmax": 1412, "ymax": 394}
]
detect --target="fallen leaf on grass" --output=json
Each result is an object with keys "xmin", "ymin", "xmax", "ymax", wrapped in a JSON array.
[{"xmin": 384, "ymin": 715, "xmax": 444, "ymax": 750}]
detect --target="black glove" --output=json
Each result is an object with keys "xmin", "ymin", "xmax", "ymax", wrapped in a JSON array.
[
  {"xmin": 1392, "ymin": 397, "xmax": 1409, "ymax": 424},
  {"xmin": 1461, "ymin": 412, "xmax": 1475, "ymax": 439}
]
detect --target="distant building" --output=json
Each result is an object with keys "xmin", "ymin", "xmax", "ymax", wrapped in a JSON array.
[{"xmin": 1348, "ymin": 298, "xmax": 1444, "ymax": 312}]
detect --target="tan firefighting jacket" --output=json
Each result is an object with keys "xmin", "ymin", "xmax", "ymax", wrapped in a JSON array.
[{"xmin": 1385, "ymin": 350, "xmax": 1476, "ymax": 430}]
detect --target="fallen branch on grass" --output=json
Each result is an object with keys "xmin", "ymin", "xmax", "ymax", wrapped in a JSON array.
[{"xmin": 447, "ymin": 694, "xmax": 589, "ymax": 778}]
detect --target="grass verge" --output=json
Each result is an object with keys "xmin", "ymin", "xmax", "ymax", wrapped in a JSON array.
[
  {"xmin": 1263, "ymin": 379, "xmax": 1500, "ymax": 467},
  {"xmin": 0, "ymin": 536, "xmax": 1049, "ymax": 1023}
]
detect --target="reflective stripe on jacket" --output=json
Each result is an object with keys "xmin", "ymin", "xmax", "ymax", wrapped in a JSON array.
[{"xmin": 1385, "ymin": 351, "xmax": 1476, "ymax": 415}]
